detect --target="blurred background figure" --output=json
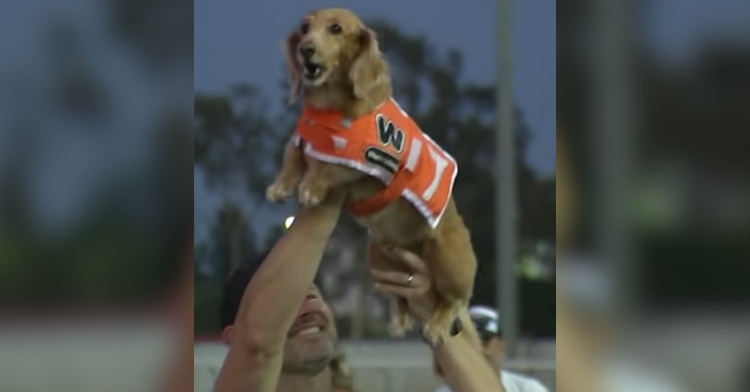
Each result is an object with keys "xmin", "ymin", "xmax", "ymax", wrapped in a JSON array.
[{"xmin": 433, "ymin": 305, "xmax": 549, "ymax": 392}]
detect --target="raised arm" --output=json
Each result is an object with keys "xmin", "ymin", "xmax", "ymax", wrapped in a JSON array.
[
  {"xmin": 370, "ymin": 246, "xmax": 505, "ymax": 392},
  {"xmin": 428, "ymin": 308, "xmax": 504, "ymax": 392},
  {"xmin": 214, "ymin": 192, "xmax": 345, "ymax": 392}
]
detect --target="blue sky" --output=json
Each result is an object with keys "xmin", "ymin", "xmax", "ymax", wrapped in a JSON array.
[
  {"xmin": 193, "ymin": 0, "xmax": 750, "ymax": 241},
  {"xmin": 193, "ymin": 0, "xmax": 556, "ymax": 240},
  {"xmin": 194, "ymin": 0, "xmax": 555, "ymax": 173},
  {"xmin": 194, "ymin": 1, "xmax": 557, "ymax": 175},
  {"xmin": 0, "ymin": 0, "xmax": 747, "ymax": 246}
]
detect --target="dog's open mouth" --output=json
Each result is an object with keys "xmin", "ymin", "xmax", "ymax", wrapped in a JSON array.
[{"xmin": 303, "ymin": 62, "xmax": 325, "ymax": 80}]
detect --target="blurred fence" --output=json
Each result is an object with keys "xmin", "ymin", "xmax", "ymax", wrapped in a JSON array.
[
  {"xmin": 0, "ymin": 319, "xmax": 175, "ymax": 392},
  {"xmin": 194, "ymin": 339, "xmax": 556, "ymax": 392}
]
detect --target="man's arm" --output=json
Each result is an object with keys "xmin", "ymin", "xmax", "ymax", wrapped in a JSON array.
[
  {"xmin": 430, "ymin": 310, "xmax": 504, "ymax": 392},
  {"xmin": 214, "ymin": 193, "xmax": 345, "ymax": 392},
  {"xmin": 370, "ymin": 247, "xmax": 504, "ymax": 392}
]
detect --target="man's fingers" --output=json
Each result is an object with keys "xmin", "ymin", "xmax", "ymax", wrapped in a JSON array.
[
  {"xmin": 370, "ymin": 269, "xmax": 430, "ymax": 292},
  {"xmin": 370, "ymin": 269, "xmax": 413, "ymax": 286},
  {"xmin": 374, "ymin": 283, "xmax": 420, "ymax": 300},
  {"xmin": 382, "ymin": 247, "xmax": 428, "ymax": 273}
]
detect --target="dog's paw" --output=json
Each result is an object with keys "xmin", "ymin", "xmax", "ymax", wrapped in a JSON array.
[
  {"xmin": 298, "ymin": 183, "xmax": 325, "ymax": 207},
  {"xmin": 422, "ymin": 323, "xmax": 448, "ymax": 347},
  {"xmin": 266, "ymin": 183, "xmax": 292, "ymax": 203},
  {"xmin": 389, "ymin": 319, "xmax": 408, "ymax": 338},
  {"xmin": 421, "ymin": 305, "xmax": 458, "ymax": 346},
  {"xmin": 388, "ymin": 312, "xmax": 415, "ymax": 338}
]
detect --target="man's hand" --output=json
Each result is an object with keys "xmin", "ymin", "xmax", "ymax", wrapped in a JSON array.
[
  {"xmin": 369, "ymin": 245, "xmax": 438, "ymax": 324},
  {"xmin": 369, "ymin": 244, "xmax": 505, "ymax": 392}
]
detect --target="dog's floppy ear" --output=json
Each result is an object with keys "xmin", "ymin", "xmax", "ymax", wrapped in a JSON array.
[
  {"xmin": 284, "ymin": 31, "xmax": 304, "ymax": 103},
  {"xmin": 349, "ymin": 28, "xmax": 390, "ymax": 102}
]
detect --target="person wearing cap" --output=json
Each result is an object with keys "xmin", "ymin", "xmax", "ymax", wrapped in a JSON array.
[
  {"xmin": 212, "ymin": 191, "xmax": 505, "ymax": 392},
  {"xmin": 433, "ymin": 306, "xmax": 549, "ymax": 392}
]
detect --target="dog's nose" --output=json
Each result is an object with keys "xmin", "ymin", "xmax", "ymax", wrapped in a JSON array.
[{"xmin": 299, "ymin": 44, "xmax": 315, "ymax": 59}]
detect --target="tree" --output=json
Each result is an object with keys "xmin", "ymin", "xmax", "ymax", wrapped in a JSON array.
[
  {"xmin": 194, "ymin": 83, "xmax": 285, "ymax": 201},
  {"xmin": 212, "ymin": 201, "xmax": 257, "ymax": 279},
  {"xmin": 0, "ymin": 0, "xmax": 193, "ymax": 310}
]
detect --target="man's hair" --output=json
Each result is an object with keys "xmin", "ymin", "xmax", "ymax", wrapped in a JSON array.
[
  {"xmin": 219, "ymin": 251, "xmax": 269, "ymax": 330},
  {"xmin": 329, "ymin": 348, "xmax": 355, "ymax": 391},
  {"xmin": 219, "ymin": 251, "xmax": 324, "ymax": 330}
]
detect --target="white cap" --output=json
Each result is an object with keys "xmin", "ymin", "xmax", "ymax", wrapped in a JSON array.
[{"xmin": 469, "ymin": 305, "xmax": 501, "ymax": 335}]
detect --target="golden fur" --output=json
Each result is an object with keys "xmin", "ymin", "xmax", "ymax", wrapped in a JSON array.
[{"xmin": 267, "ymin": 8, "xmax": 478, "ymax": 346}]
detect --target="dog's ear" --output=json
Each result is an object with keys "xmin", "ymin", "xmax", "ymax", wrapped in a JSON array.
[
  {"xmin": 284, "ymin": 31, "xmax": 303, "ymax": 104},
  {"xmin": 349, "ymin": 28, "xmax": 390, "ymax": 102}
]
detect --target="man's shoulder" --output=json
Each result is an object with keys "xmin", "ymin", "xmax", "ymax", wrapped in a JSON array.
[
  {"xmin": 501, "ymin": 370, "xmax": 549, "ymax": 392},
  {"xmin": 432, "ymin": 371, "xmax": 549, "ymax": 392}
]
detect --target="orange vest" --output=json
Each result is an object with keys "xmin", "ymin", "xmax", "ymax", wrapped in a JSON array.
[{"xmin": 293, "ymin": 98, "xmax": 458, "ymax": 229}]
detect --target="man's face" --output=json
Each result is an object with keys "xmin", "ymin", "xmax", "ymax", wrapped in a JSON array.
[
  {"xmin": 221, "ymin": 285, "xmax": 337, "ymax": 376},
  {"xmin": 481, "ymin": 336, "xmax": 507, "ymax": 370},
  {"xmin": 282, "ymin": 285, "xmax": 337, "ymax": 374}
]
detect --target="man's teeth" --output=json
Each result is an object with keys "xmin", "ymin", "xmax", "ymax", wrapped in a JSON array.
[{"xmin": 296, "ymin": 327, "xmax": 322, "ymax": 336}]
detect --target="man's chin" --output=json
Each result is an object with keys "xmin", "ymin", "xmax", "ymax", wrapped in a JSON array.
[
  {"xmin": 283, "ymin": 334, "xmax": 335, "ymax": 373},
  {"xmin": 283, "ymin": 348, "xmax": 334, "ymax": 375}
]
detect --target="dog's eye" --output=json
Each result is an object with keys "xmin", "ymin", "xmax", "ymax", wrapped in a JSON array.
[
  {"xmin": 329, "ymin": 23, "xmax": 342, "ymax": 34},
  {"xmin": 300, "ymin": 22, "xmax": 309, "ymax": 34}
]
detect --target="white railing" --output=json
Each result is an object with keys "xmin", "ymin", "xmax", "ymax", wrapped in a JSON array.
[{"xmin": 194, "ymin": 340, "xmax": 556, "ymax": 392}]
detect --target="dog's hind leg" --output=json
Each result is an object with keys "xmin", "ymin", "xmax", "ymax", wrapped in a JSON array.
[{"xmin": 420, "ymin": 219, "xmax": 478, "ymax": 345}]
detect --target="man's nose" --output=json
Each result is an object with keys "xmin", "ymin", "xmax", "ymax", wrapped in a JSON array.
[
  {"xmin": 298, "ymin": 43, "xmax": 315, "ymax": 59},
  {"xmin": 297, "ymin": 299, "xmax": 314, "ymax": 315}
]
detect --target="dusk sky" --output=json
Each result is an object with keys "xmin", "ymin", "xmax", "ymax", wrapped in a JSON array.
[
  {"xmin": 193, "ymin": 0, "xmax": 750, "ymax": 240},
  {"xmin": 194, "ymin": 1, "xmax": 556, "ymax": 177},
  {"xmin": 0, "ymin": 0, "xmax": 746, "ymax": 246},
  {"xmin": 194, "ymin": 0, "xmax": 556, "ymax": 238}
]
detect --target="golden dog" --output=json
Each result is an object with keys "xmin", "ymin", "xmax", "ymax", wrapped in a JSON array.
[{"xmin": 266, "ymin": 8, "xmax": 478, "ymax": 346}]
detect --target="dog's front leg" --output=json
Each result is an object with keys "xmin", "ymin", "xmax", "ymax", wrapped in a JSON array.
[
  {"xmin": 266, "ymin": 137, "xmax": 306, "ymax": 203},
  {"xmin": 298, "ymin": 161, "xmax": 364, "ymax": 207}
]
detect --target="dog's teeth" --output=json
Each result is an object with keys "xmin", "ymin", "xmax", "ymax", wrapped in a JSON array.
[{"xmin": 304, "ymin": 64, "xmax": 321, "ymax": 78}]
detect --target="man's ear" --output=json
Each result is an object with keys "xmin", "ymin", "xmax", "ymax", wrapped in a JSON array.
[{"xmin": 221, "ymin": 326, "xmax": 235, "ymax": 345}]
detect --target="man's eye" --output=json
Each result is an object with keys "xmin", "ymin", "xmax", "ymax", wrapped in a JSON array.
[{"xmin": 329, "ymin": 23, "xmax": 342, "ymax": 34}]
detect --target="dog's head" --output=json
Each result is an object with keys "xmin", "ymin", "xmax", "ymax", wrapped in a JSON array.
[{"xmin": 284, "ymin": 8, "xmax": 389, "ymax": 104}]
